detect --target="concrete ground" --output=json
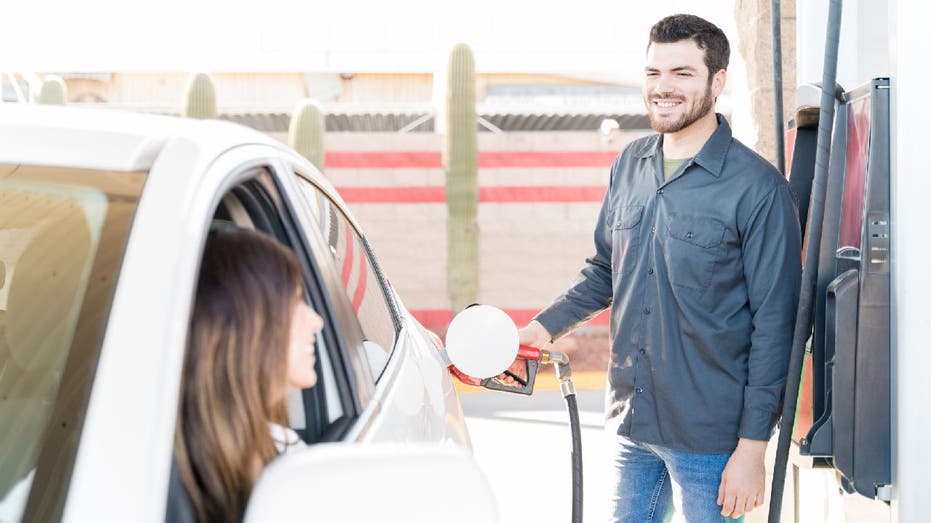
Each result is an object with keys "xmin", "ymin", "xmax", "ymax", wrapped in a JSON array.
[
  {"xmin": 460, "ymin": 384, "xmax": 887, "ymax": 523},
  {"xmin": 461, "ymin": 388, "xmax": 614, "ymax": 523}
]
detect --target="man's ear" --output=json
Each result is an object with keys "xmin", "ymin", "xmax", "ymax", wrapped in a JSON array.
[{"xmin": 712, "ymin": 69, "xmax": 727, "ymax": 99}]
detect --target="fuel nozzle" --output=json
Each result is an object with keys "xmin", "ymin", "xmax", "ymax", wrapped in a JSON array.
[
  {"xmin": 539, "ymin": 350, "xmax": 576, "ymax": 398},
  {"xmin": 487, "ymin": 347, "xmax": 576, "ymax": 398},
  {"xmin": 442, "ymin": 305, "xmax": 575, "ymax": 396}
]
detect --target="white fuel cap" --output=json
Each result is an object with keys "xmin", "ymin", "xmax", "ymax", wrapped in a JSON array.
[{"xmin": 445, "ymin": 305, "xmax": 519, "ymax": 379}]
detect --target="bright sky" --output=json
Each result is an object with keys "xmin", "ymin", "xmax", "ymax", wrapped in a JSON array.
[
  {"xmin": 5, "ymin": 0, "xmax": 755, "ymax": 143},
  {"xmin": 6, "ymin": 0, "xmax": 737, "ymax": 82}
]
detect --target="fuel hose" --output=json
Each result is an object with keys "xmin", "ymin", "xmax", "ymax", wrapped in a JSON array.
[
  {"xmin": 552, "ymin": 357, "xmax": 582, "ymax": 523},
  {"xmin": 565, "ymin": 392, "xmax": 583, "ymax": 523}
]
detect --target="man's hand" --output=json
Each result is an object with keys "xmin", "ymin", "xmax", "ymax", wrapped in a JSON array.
[
  {"xmin": 495, "ymin": 320, "xmax": 552, "ymax": 386},
  {"xmin": 717, "ymin": 438, "xmax": 767, "ymax": 518}
]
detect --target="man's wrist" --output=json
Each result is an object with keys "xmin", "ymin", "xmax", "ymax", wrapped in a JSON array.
[
  {"xmin": 735, "ymin": 438, "xmax": 768, "ymax": 456},
  {"xmin": 525, "ymin": 320, "xmax": 553, "ymax": 345}
]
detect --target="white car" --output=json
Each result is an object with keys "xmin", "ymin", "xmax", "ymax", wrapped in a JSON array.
[{"xmin": 0, "ymin": 106, "xmax": 498, "ymax": 523}]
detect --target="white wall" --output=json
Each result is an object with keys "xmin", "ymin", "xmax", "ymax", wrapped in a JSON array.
[
  {"xmin": 796, "ymin": 0, "xmax": 891, "ymax": 93},
  {"xmin": 890, "ymin": 0, "xmax": 931, "ymax": 520}
]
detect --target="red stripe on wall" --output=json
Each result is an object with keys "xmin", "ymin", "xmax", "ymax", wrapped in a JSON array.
[
  {"xmin": 480, "ymin": 186, "xmax": 606, "ymax": 202},
  {"xmin": 409, "ymin": 309, "xmax": 610, "ymax": 331},
  {"xmin": 324, "ymin": 151, "xmax": 617, "ymax": 169},
  {"xmin": 479, "ymin": 151, "xmax": 617, "ymax": 168},
  {"xmin": 336, "ymin": 186, "xmax": 605, "ymax": 203}
]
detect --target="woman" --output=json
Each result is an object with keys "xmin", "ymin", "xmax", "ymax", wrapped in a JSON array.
[{"xmin": 174, "ymin": 227, "xmax": 324, "ymax": 523}]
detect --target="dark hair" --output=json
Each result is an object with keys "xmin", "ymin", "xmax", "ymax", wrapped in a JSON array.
[
  {"xmin": 649, "ymin": 14, "xmax": 730, "ymax": 77},
  {"xmin": 176, "ymin": 227, "xmax": 304, "ymax": 523}
]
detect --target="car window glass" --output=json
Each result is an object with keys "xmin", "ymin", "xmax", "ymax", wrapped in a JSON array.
[
  {"xmin": 0, "ymin": 166, "xmax": 145, "ymax": 523},
  {"xmin": 292, "ymin": 177, "xmax": 397, "ymax": 381}
]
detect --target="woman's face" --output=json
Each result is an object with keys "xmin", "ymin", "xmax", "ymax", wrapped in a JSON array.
[{"xmin": 287, "ymin": 299, "xmax": 324, "ymax": 392}]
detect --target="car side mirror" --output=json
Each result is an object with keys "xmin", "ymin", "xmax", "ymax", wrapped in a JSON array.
[{"xmin": 244, "ymin": 443, "xmax": 500, "ymax": 523}]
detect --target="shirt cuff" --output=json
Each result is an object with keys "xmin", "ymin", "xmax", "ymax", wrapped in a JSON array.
[
  {"xmin": 737, "ymin": 406, "xmax": 779, "ymax": 441},
  {"xmin": 532, "ymin": 307, "xmax": 572, "ymax": 342}
]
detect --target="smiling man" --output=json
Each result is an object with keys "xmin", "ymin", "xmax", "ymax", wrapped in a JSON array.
[{"xmin": 504, "ymin": 13, "xmax": 802, "ymax": 522}]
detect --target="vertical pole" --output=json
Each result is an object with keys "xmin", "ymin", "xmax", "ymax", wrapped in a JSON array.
[{"xmin": 772, "ymin": 0, "xmax": 787, "ymax": 175}]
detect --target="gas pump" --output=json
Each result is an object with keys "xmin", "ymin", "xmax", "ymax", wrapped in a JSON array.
[
  {"xmin": 441, "ymin": 305, "xmax": 584, "ymax": 523},
  {"xmin": 769, "ymin": 0, "xmax": 894, "ymax": 520}
]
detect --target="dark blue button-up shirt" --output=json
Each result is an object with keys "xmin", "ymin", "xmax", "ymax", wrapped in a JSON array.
[{"xmin": 535, "ymin": 115, "xmax": 802, "ymax": 453}]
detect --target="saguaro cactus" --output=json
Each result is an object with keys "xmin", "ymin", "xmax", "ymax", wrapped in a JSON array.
[
  {"xmin": 289, "ymin": 99, "xmax": 326, "ymax": 171},
  {"xmin": 36, "ymin": 75, "xmax": 67, "ymax": 105},
  {"xmin": 182, "ymin": 73, "xmax": 216, "ymax": 119},
  {"xmin": 444, "ymin": 43, "xmax": 479, "ymax": 312}
]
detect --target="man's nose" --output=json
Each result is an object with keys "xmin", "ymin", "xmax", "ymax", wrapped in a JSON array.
[{"xmin": 652, "ymin": 77, "xmax": 675, "ymax": 96}]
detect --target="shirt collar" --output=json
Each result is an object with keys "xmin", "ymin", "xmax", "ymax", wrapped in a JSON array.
[{"xmin": 636, "ymin": 113, "xmax": 732, "ymax": 177}]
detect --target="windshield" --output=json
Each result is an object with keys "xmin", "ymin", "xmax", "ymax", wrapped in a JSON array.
[{"xmin": 0, "ymin": 164, "xmax": 145, "ymax": 523}]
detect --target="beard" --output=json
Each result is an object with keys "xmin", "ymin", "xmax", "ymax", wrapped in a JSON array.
[{"xmin": 646, "ymin": 84, "xmax": 715, "ymax": 133}]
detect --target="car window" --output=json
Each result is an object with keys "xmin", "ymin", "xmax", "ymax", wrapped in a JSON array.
[
  {"xmin": 0, "ymin": 165, "xmax": 145, "ymax": 523},
  {"xmin": 292, "ymin": 176, "xmax": 398, "ymax": 382}
]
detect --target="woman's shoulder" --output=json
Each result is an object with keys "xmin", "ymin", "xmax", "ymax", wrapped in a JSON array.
[{"xmin": 269, "ymin": 423, "xmax": 307, "ymax": 454}]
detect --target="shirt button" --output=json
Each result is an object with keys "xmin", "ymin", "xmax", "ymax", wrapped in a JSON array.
[
  {"xmin": 644, "ymin": 307, "xmax": 651, "ymax": 315},
  {"xmin": 650, "ymin": 226, "xmax": 656, "ymax": 234},
  {"xmin": 635, "ymin": 387, "xmax": 643, "ymax": 394},
  {"xmin": 639, "ymin": 348, "xmax": 646, "ymax": 355},
  {"xmin": 648, "ymin": 267, "xmax": 654, "ymax": 275},
  {"xmin": 657, "ymin": 189, "xmax": 664, "ymax": 195}
]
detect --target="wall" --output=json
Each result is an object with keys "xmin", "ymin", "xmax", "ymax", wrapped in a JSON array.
[{"xmin": 270, "ymin": 130, "xmax": 650, "ymax": 332}]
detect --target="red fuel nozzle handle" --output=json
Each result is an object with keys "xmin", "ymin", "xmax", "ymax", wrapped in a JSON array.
[
  {"xmin": 447, "ymin": 365, "xmax": 483, "ymax": 387},
  {"xmin": 518, "ymin": 345, "xmax": 542, "ymax": 360},
  {"xmin": 447, "ymin": 345, "xmax": 542, "ymax": 396}
]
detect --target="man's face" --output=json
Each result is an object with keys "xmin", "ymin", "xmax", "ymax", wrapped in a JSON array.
[{"xmin": 643, "ymin": 39, "xmax": 725, "ymax": 134}]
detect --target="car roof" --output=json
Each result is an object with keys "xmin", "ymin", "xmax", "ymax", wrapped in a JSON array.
[
  {"xmin": 0, "ymin": 103, "xmax": 364, "ymax": 237},
  {"xmin": 0, "ymin": 104, "xmax": 282, "ymax": 172}
]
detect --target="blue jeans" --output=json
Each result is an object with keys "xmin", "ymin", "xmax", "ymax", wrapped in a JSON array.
[{"xmin": 609, "ymin": 434, "xmax": 744, "ymax": 523}]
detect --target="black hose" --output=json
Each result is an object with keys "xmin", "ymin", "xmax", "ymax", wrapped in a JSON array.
[
  {"xmin": 565, "ymin": 393, "xmax": 583, "ymax": 523},
  {"xmin": 771, "ymin": 0, "xmax": 786, "ymax": 176},
  {"xmin": 767, "ymin": 1, "xmax": 844, "ymax": 522}
]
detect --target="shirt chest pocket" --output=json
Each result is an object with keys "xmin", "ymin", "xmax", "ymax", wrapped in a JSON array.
[
  {"xmin": 663, "ymin": 214, "xmax": 727, "ymax": 293},
  {"xmin": 611, "ymin": 205, "xmax": 644, "ymax": 277}
]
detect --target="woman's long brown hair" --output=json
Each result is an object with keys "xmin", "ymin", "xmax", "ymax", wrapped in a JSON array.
[{"xmin": 175, "ymin": 228, "xmax": 305, "ymax": 522}]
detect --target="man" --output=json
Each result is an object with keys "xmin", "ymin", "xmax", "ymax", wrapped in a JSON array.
[{"xmin": 502, "ymin": 14, "xmax": 801, "ymax": 522}]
